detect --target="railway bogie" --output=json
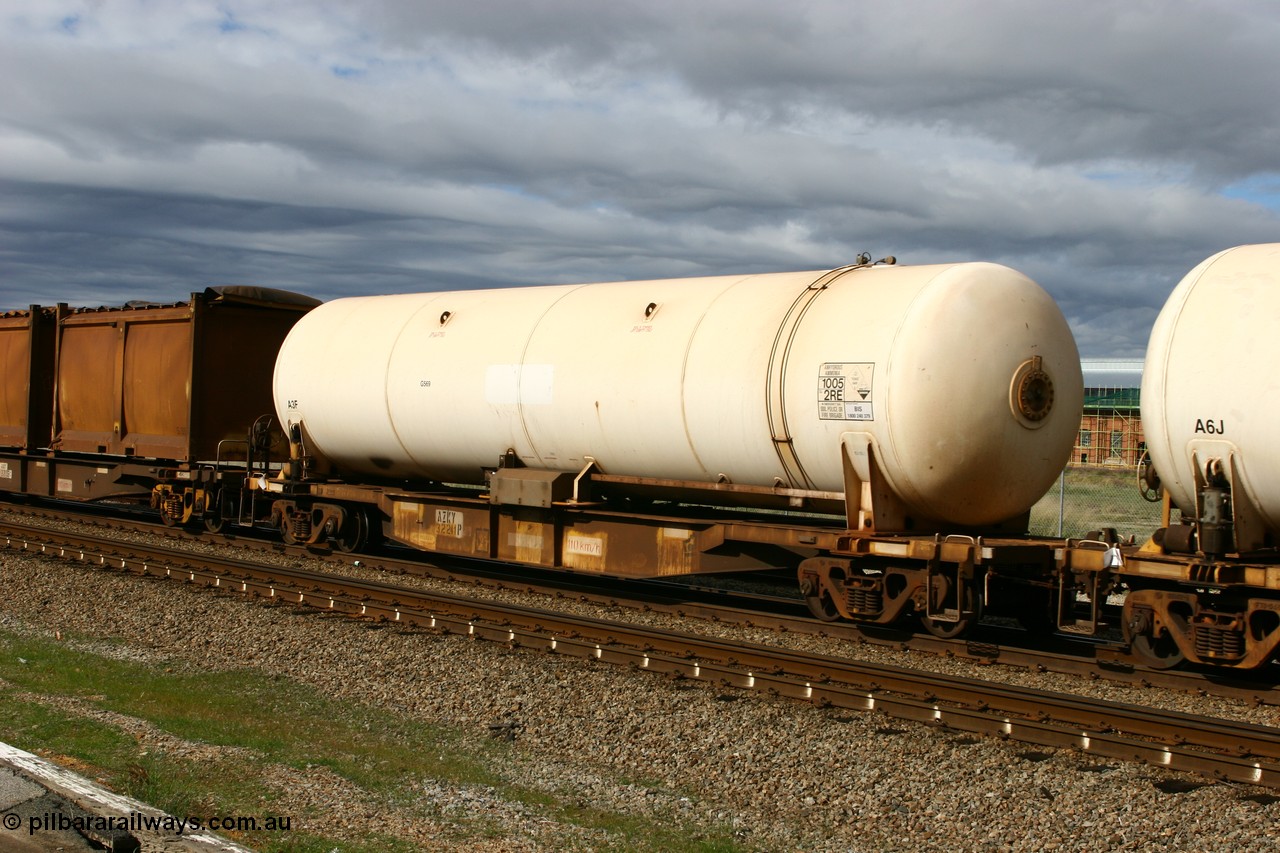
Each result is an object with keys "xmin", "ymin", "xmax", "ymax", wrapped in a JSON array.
[{"xmin": 796, "ymin": 534, "xmax": 1084, "ymax": 639}]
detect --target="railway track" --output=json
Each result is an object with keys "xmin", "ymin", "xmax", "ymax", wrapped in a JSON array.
[
  {"xmin": 6, "ymin": 499, "xmax": 1278, "ymax": 708},
  {"xmin": 8, "ymin": 499, "xmax": 1280, "ymax": 704},
  {"xmin": 3, "ymin": 516, "xmax": 1280, "ymax": 790}
]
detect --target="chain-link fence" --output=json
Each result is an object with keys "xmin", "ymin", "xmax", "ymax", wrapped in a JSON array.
[{"xmin": 1028, "ymin": 463, "xmax": 1164, "ymax": 541}]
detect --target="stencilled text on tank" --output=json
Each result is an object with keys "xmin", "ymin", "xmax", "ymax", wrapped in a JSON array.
[{"xmin": 818, "ymin": 363, "xmax": 874, "ymax": 420}]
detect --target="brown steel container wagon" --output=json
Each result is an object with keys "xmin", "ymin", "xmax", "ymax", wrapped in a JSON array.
[{"xmin": 1, "ymin": 286, "xmax": 319, "ymax": 511}]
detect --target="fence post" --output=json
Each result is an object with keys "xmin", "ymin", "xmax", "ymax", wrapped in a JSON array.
[{"xmin": 1057, "ymin": 468, "xmax": 1066, "ymax": 537}]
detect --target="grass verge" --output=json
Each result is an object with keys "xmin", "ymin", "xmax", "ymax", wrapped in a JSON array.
[{"xmin": 0, "ymin": 624, "xmax": 739, "ymax": 852}]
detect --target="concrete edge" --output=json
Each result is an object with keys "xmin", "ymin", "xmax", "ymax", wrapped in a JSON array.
[{"xmin": 0, "ymin": 740, "xmax": 255, "ymax": 852}]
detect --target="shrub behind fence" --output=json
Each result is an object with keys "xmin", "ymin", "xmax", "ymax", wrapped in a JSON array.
[{"xmin": 1028, "ymin": 464, "xmax": 1163, "ymax": 542}]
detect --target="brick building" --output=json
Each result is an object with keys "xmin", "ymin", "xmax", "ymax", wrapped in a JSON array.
[{"xmin": 1075, "ymin": 359, "xmax": 1144, "ymax": 467}]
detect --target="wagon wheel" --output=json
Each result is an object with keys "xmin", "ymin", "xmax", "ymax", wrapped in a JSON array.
[
  {"xmin": 1123, "ymin": 602, "xmax": 1185, "ymax": 669},
  {"xmin": 200, "ymin": 488, "xmax": 227, "ymax": 534},
  {"xmin": 804, "ymin": 589, "xmax": 843, "ymax": 622},
  {"xmin": 921, "ymin": 610, "xmax": 979, "ymax": 639},
  {"xmin": 799, "ymin": 568, "xmax": 844, "ymax": 622},
  {"xmin": 333, "ymin": 509, "xmax": 368, "ymax": 554},
  {"xmin": 1127, "ymin": 630, "xmax": 1185, "ymax": 669},
  {"xmin": 1136, "ymin": 451, "xmax": 1163, "ymax": 503}
]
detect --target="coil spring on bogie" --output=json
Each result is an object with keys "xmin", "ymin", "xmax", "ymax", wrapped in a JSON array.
[
  {"xmin": 846, "ymin": 586, "xmax": 883, "ymax": 617},
  {"xmin": 162, "ymin": 493, "xmax": 184, "ymax": 520},
  {"xmin": 290, "ymin": 515, "xmax": 312, "ymax": 541},
  {"xmin": 1194, "ymin": 624, "xmax": 1245, "ymax": 660}
]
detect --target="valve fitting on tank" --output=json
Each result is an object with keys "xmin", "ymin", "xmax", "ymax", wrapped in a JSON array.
[
  {"xmin": 282, "ymin": 422, "xmax": 317, "ymax": 482},
  {"xmin": 1009, "ymin": 356, "xmax": 1055, "ymax": 429},
  {"xmin": 850, "ymin": 253, "xmax": 897, "ymax": 268},
  {"xmin": 1198, "ymin": 458, "xmax": 1234, "ymax": 560}
]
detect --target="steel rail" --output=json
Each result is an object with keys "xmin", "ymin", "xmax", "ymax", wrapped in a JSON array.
[{"xmin": 3, "ymin": 520, "xmax": 1280, "ymax": 788}]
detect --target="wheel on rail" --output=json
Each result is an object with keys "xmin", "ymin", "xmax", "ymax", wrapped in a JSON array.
[
  {"xmin": 203, "ymin": 513, "xmax": 226, "ymax": 534},
  {"xmin": 921, "ymin": 613, "xmax": 979, "ymax": 640},
  {"xmin": 804, "ymin": 590, "xmax": 842, "ymax": 622},
  {"xmin": 1123, "ymin": 603, "xmax": 1185, "ymax": 669},
  {"xmin": 1128, "ymin": 633, "xmax": 1185, "ymax": 669},
  {"xmin": 333, "ymin": 509, "xmax": 368, "ymax": 553}
]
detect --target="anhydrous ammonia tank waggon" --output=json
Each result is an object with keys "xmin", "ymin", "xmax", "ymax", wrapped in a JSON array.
[
  {"xmin": 1118, "ymin": 243, "xmax": 1280, "ymax": 670},
  {"xmin": 1142, "ymin": 243, "xmax": 1280, "ymax": 555},
  {"xmin": 274, "ymin": 259, "xmax": 1082, "ymax": 529}
]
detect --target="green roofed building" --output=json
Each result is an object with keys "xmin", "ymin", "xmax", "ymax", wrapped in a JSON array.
[{"xmin": 1076, "ymin": 359, "xmax": 1144, "ymax": 467}]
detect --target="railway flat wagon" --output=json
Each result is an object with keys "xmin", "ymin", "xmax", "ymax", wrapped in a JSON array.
[{"xmin": 263, "ymin": 258, "xmax": 1085, "ymax": 637}]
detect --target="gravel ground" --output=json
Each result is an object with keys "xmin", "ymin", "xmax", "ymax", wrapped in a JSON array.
[{"xmin": 1, "ymin": 509, "xmax": 1279, "ymax": 851}]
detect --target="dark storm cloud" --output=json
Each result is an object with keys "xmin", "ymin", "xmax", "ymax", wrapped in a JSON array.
[
  {"xmin": 364, "ymin": 0, "xmax": 1280, "ymax": 179},
  {"xmin": 0, "ymin": 0, "xmax": 1278, "ymax": 356}
]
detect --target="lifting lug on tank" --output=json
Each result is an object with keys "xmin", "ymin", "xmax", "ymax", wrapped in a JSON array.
[{"xmin": 281, "ymin": 422, "xmax": 324, "ymax": 482}]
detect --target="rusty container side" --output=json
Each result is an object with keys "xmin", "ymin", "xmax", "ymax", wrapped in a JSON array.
[
  {"xmin": 121, "ymin": 309, "xmax": 197, "ymax": 459},
  {"xmin": 54, "ymin": 303, "xmax": 192, "ymax": 457},
  {"xmin": 54, "ymin": 288, "xmax": 318, "ymax": 461},
  {"xmin": 0, "ymin": 311, "xmax": 36, "ymax": 448},
  {"xmin": 188, "ymin": 289, "xmax": 319, "ymax": 461},
  {"xmin": 0, "ymin": 307, "xmax": 56, "ymax": 450}
]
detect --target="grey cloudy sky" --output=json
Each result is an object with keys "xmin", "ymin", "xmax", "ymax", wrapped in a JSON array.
[{"xmin": 2, "ymin": 0, "xmax": 1278, "ymax": 356}]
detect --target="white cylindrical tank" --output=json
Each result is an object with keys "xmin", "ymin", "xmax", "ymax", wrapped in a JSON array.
[
  {"xmin": 274, "ymin": 261, "xmax": 1082, "ymax": 526},
  {"xmin": 1142, "ymin": 243, "xmax": 1280, "ymax": 537}
]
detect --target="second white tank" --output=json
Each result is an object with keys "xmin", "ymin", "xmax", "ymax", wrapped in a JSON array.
[{"xmin": 1142, "ymin": 243, "xmax": 1280, "ymax": 542}]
